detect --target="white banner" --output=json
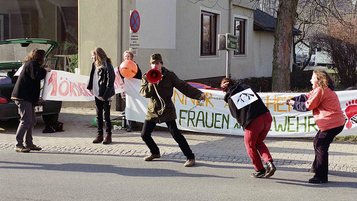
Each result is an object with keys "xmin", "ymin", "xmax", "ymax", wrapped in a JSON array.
[
  {"xmin": 42, "ymin": 70, "xmax": 124, "ymax": 101},
  {"xmin": 125, "ymin": 79, "xmax": 357, "ymax": 137}
]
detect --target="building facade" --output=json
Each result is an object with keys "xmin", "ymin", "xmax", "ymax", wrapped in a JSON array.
[
  {"xmin": 0, "ymin": 0, "xmax": 78, "ymax": 54},
  {"xmin": 1, "ymin": 0, "xmax": 279, "ymax": 85}
]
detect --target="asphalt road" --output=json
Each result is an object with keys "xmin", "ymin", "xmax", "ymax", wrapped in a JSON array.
[{"xmin": 0, "ymin": 150, "xmax": 356, "ymax": 201}]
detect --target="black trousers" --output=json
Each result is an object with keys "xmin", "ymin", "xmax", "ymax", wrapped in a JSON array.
[
  {"xmin": 95, "ymin": 97, "xmax": 112, "ymax": 134},
  {"xmin": 141, "ymin": 120, "xmax": 195, "ymax": 159},
  {"xmin": 312, "ymin": 125, "xmax": 344, "ymax": 181}
]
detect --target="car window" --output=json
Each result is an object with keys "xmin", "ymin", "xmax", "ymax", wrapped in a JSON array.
[
  {"xmin": 0, "ymin": 70, "xmax": 12, "ymax": 85},
  {"xmin": 0, "ymin": 43, "xmax": 52, "ymax": 62}
]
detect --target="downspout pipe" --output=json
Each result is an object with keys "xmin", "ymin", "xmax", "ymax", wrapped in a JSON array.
[
  {"xmin": 228, "ymin": 0, "xmax": 232, "ymax": 78},
  {"xmin": 116, "ymin": 0, "xmax": 124, "ymax": 111},
  {"xmin": 120, "ymin": 0, "xmax": 124, "ymax": 62}
]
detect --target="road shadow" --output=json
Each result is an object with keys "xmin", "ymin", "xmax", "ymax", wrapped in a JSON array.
[
  {"xmin": 0, "ymin": 160, "xmax": 234, "ymax": 179},
  {"xmin": 271, "ymin": 177, "xmax": 357, "ymax": 189}
]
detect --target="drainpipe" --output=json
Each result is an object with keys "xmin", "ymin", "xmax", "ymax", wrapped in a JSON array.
[
  {"xmin": 227, "ymin": 0, "xmax": 232, "ymax": 78},
  {"xmin": 116, "ymin": 0, "xmax": 124, "ymax": 111},
  {"xmin": 120, "ymin": 0, "xmax": 124, "ymax": 62}
]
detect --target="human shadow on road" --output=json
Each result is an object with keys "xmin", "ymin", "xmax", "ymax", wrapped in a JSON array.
[
  {"xmin": 196, "ymin": 162, "xmax": 251, "ymax": 170},
  {"xmin": 155, "ymin": 158, "xmax": 246, "ymax": 170},
  {"xmin": 0, "ymin": 160, "xmax": 234, "ymax": 179},
  {"xmin": 36, "ymin": 151, "xmax": 245, "ymax": 170},
  {"xmin": 274, "ymin": 166, "xmax": 357, "ymax": 179},
  {"xmin": 329, "ymin": 170, "xmax": 357, "ymax": 179},
  {"xmin": 36, "ymin": 151, "xmax": 246, "ymax": 170},
  {"xmin": 270, "ymin": 177, "xmax": 357, "ymax": 189},
  {"xmin": 269, "ymin": 146, "xmax": 357, "ymax": 156}
]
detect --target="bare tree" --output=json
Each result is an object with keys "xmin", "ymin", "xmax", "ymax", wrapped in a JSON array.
[
  {"xmin": 313, "ymin": 15, "xmax": 357, "ymax": 88},
  {"xmin": 293, "ymin": 0, "xmax": 350, "ymax": 71},
  {"xmin": 271, "ymin": 0, "xmax": 299, "ymax": 91},
  {"xmin": 266, "ymin": 0, "xmax": 354, "ymax": 91}
]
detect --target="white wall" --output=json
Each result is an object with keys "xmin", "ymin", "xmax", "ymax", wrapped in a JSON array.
[
  {"xmin": 230, "ymin": 5, "xmax": 254, "ymax": 79},
  {"xmin": 78, "ymin": 0, "xmax": 121, "ymax": 76},
  {"xmin": 131, "ymin": 0, "xmax": 230, "ymax": 80},
  {"xmin": 136, "ymin": 0, "xmax": 176, "ymax": 49},
  {"xmin": 80, "ymin": 0, "xmax": 275, "ymax": 81},
  {"xmin": 253, "ymin": 31, "xmax": 274, "ymax": 77},
  {"xmin": 229, "ymin": 5, "xmax": 275, "ymax": 79}
]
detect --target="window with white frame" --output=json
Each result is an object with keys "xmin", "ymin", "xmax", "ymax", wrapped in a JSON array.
[
  {"xmin": 201, "ymin": 11, "xmax": 218, "ymax": 56},
  {"xmin": 234, "ymin": 17, "xmax": 246, "ymax": 55}
]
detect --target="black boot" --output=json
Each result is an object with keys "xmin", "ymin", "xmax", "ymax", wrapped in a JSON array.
[
  {"xmin": 265, "ymin": 161, "xmax": 276, "ymax": 178},
  {"xmin": 93, "ymin": 134, "xmax": 103, "ymax": 143},
  {"xmin": 103, "ymin": 134, "xmax": 112, "ymax": 144},
  {"xmin": 251, "ymin": 169, "xmax": 266, "ymax": 178}
]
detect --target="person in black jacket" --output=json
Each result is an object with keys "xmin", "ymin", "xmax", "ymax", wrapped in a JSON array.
[
  {"xmin": 221, "ymin": 78, "xmax": 276, "ymax": 178},
  {"xmin": 140, "ymin": 53, "xmax": 206, "ymax": 167},
  {"xmin": 87, "ymin": 47, "xmax": 115, "ymax": 144},
  {"xmin": 11, "ymin": 49, "xmax": 51, "ymax": 153}
]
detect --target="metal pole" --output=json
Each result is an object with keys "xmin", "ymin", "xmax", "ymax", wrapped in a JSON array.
[
  {"xmin": 116, "ymin": 0, "xmax": 124, "ymax": 111},
  {"xmin": 227, "ymin": 0, "xmax": 232, "ymax": 78},
  {"xmin": 225, "ymin": 50, "xmax": 229, "ymax": 78}
]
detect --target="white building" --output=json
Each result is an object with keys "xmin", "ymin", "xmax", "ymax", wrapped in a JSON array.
[
  {"xmin": 0, "ymin": 0, "xmax": 295, "ymax": 86},
  {"xmin": 79, "ymin": 0, "xmax": 288, "ymax": 86}
]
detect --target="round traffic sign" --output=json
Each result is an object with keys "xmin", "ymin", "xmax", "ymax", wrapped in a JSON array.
[{"xmin": 130, "ymin": 10, "xmax": 140, "ymax": 33}]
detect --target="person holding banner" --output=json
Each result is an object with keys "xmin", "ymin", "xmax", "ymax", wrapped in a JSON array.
[
  {"xmin": 122, "ymin": 50, "xmax": 142, "ymax": 79},
  {"xmin": 11, "ymin": 49, "xmax": 51, "ymax": 152},
  {"xmin": 140, "ymin": 53, "xmax": 206, "ymax": 167},
  {"xmin": 87, "ymin": 47, "xmax": 115, "ymax": 144},
  {"xmin": 286, "ymin": 70, "xmax": 345, "ymax": 184},
  {"xmin": 121, "ymin": 50, "xmax": 142, "ymax": 132},
  {"xmin": 221, "ymin": 78, "xmax": 276, "ymax": 178}
]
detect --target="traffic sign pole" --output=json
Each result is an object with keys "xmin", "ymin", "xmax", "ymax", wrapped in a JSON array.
[{"xmin": 226, "ymin": 50, "xmax": 229, "ymax": 78}]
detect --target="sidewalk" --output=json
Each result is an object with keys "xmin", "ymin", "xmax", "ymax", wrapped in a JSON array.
[{"xmin": 0, "ymin": 107, "xmax": 356, "ymax": 173}]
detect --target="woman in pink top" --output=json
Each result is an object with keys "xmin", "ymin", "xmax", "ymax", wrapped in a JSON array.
[{"xmin": 287, "ymin": 70, "xmax": 345, "ymax": 184}]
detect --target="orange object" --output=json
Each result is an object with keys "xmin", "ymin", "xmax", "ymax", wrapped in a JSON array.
[{"xmin": 119, "ymin": 60, "xmax": 138, "ymax": 78}]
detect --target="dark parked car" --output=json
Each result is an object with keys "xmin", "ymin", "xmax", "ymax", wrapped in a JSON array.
[{"xmin": 0, "ymin": 38, "xmax": 62, "ymax": 122}]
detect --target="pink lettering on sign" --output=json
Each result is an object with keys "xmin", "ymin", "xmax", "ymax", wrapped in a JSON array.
[
  {"xmin": 114, "ymin": 70, "xmax": 124, "ymax": 89},
  {"xmin": 47, "ymin": 71, "xmax": 58, "ymax": 96},
  {"xmin": 46, "ymin": 71, "xmax": 93, "ymax": 97}
]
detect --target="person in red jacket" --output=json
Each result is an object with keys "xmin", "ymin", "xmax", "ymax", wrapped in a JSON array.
[
  {"xmin": 287, "ymin": 70, "xmax": 345, "ymax": 184},
  {"xmin": 221, "ymin": 77, "xmax": 276, "ymax": 178}
]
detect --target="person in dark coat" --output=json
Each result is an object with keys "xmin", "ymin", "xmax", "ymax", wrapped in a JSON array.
[
  {"xmin": 87, "ymin": 47, "xmax": 115, "ymax": 144},
  {"xmin": 11, "ymin": 48, "xmax": 51, "ymax": 152},
  {"xmin": 221, "ymin": 77, "xmax": 276, "ymax": 178},
  {"xmin": 140, "ymin": 53, "xmax": 206, "ymax": 167}
]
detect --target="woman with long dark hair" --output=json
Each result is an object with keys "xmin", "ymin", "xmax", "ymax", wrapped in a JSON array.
[{"xmin": 87, "ymin": 47, "xmax": 115, "ymax": 144}]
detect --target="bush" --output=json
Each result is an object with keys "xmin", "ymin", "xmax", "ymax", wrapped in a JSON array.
[
  {"xmin": 290, "ymin": 71, "xmax": 313, "ymax": 92},
  {"xmin": 237, "ymin": 77, "xmax": 272, "ymax": 92},
  {"xmin": 312, "ymin": 17, "xmax": 357, "ymax": 88},
  {"xmin": 68, "ymin": 54, "xmax": 78, "ymax": 73}
]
